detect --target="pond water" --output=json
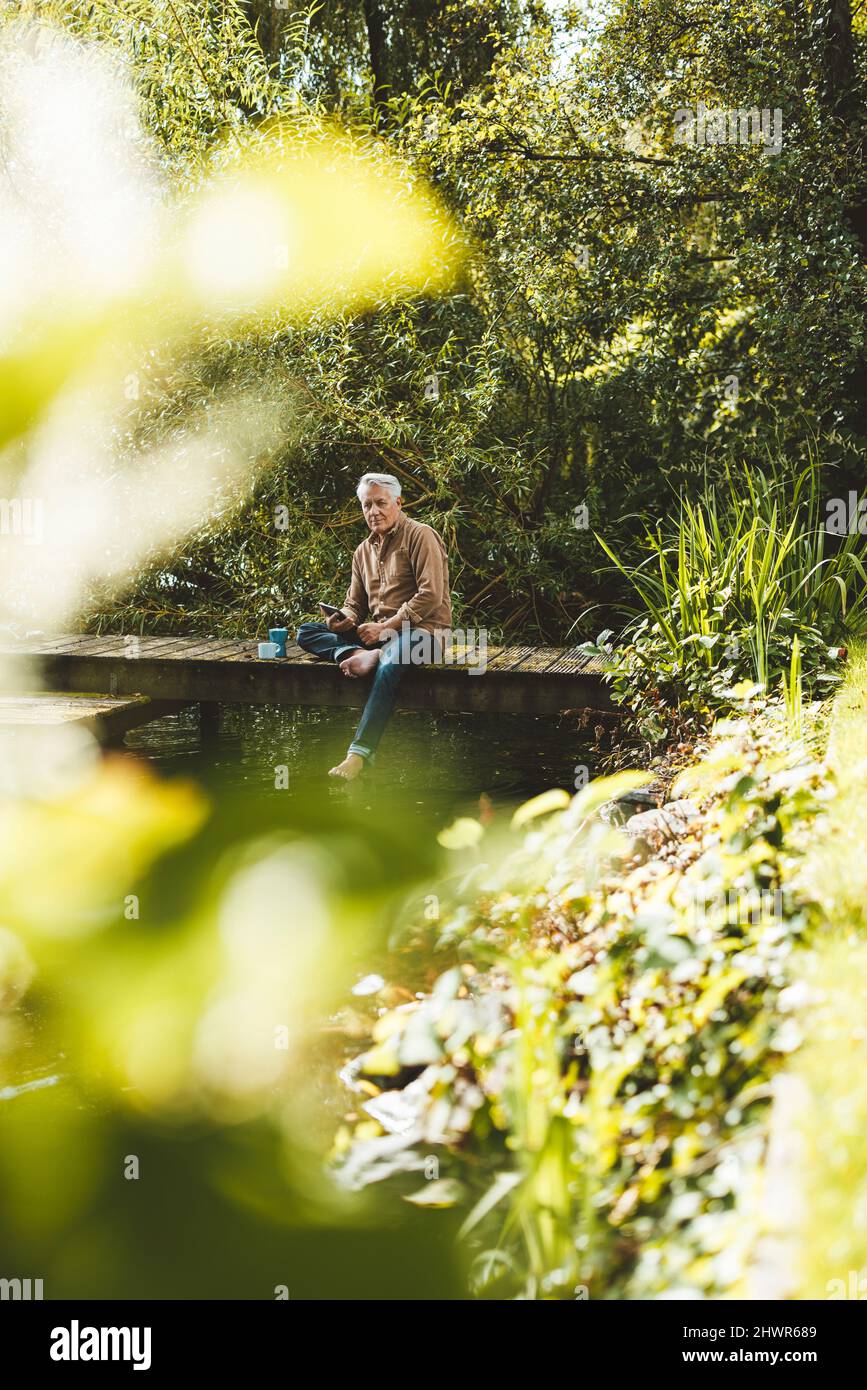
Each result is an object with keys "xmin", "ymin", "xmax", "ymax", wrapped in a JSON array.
[
  {"xmin": 124, "ymin": 698, "xmax": 597, "ymax": 1087},
  {"xmin": 0, "ymin": 703, "xmax": 597, "ymax": 1298},
  {"xmin": 122, "ymin": 700, "xmax": 594, "ymax": 827}
]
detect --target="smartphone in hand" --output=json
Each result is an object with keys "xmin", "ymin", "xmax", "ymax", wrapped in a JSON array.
[{"xmin": 319, "ymin": 602, "xmax": 349, "ymax": 622}]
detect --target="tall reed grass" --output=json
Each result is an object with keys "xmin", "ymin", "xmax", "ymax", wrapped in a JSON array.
[{"xmin": 597, "ymin": 449, "xmax": 867, "ymax": 695}]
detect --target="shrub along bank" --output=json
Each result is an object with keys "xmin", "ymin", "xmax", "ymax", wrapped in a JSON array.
[
  {"xmin": 332, "ymin": 654, "xmax": 867, "ymax": 1300},
  {"xmin": 583, "ymin": 456, "xmax": 866, "ymax": 757}
]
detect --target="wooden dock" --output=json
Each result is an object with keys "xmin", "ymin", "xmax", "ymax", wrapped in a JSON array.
[
  {"xmin": 0, "ymin": 633, "xmax": 611, "ymax": 717},
  {"xmin": 0, "ymin": 692, "xmax": 190, "ymax": 742}
]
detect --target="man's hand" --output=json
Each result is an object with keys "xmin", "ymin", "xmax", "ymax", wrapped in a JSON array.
[
  {"xmin": 357, "ymin": 621, "xmax": 391, "ymax": 645},
  {"xmin": 327, "ymin": 612, "xmax": 354, "ymax": 633}
]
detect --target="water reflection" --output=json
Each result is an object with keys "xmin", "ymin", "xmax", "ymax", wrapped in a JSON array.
[
  {"xmin": 123, "ymin": 702, "xmax": 588, "ymax": 825},
  {"xmin": 0, "ymin": 703, "xmax": 594, "ymax": 1298}
]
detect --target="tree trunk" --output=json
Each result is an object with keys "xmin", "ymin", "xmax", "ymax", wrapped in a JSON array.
[
  {"xmin": 817, "ymin": 1, "xmax": 867, "ymax": 443},
  {"xmin": 362, "ymin": 0, "xmax": 389, "ymax": 110},
  {"xmin": 820, "ymin": 0, "xmax": 857, "ymax": 116}
]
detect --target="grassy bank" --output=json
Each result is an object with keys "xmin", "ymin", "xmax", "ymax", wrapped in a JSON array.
[
  {"xmin": 334, "ymin": 658, "xmax": 867, "ymax": 1299},
  {"xmin": 758, "ymin": 640, "xmax": 867, "ymax": 1299}
]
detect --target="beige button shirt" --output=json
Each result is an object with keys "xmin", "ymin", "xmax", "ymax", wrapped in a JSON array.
[{"xmin": 342, "ymin": 511, "xmax": 452, "ymax": 634}]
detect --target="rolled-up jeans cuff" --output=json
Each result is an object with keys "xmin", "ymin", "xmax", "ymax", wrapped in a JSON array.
[
  {"xmin": 348, "ymin": 741, "xmax": 373, "ymax": 761},
  {"xmin": 333, "ymin": 643, "xmax": 360, "ymax": 662}
]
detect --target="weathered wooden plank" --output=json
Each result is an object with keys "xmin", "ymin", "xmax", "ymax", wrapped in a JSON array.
[
  {"xmin": 74, "ymin": 636, "xmax": 144, "ymax": 657},
  {"xmin": 58, "ymin": 634, "xmax": 129, "ymax": 652},
  {"xmin": 507, "ymin": 647, "xmax": 566, "ymax": 674},
  {"xmin": 0, "ymin": 692, "xmax": 192, "ymax": 741},
  {"xmin": 114, "ymin": 636, "xmax": 205, "ymax": 656},
  {"xmin": 280, "ymin": 641, "xmax": 308, "ymax": 662},
  {"xmin": 218, "ymin": 640, "xmax": 272, "ymax": 657},
  {"xmin": 101, "ymin": 636, "xmax": 265, "ymax": 661},
  {"xmin": 2, "ymin": 634, "xmax": 170, "ymax": 658},
  {"xmin": 130, "ymin": 638, "xmax": 245, "ymax": 660},
  {"xmin": 85, "ymin": 635, "xmax": 232, "ymax": 658},
  {"xmin": 543, "ymin": 649, "xmax": 606, "ymax": 676},
  {"xmin": 0, "ymin": 695, "xmax": 118, "ymax": 724},
  {"xmin": 485, "ymin": 645, "xmax": 536, "ymax": 672},
  {"xmin": 179, "ymin": 641, "xmax": 254, "ymax": 660},
  {"xmin": 0, "ymin": 634, "xmax": 118, "ymax": 656},
  {"xmin": 0, "ymin": 635, "xmax": 64, "ymax": 654},
  {"xmin": 475, "ymin": 644, "xmax": 504, "ymax": 666}
]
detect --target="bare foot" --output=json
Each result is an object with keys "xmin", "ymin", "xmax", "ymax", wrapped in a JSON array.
[
  {"xmin": 339, "ymin": 649, "xmax": 381, "ymax": 678},
  {"xmin": 328, "ymin": 753, "xmax": 365, "ymax": 780}
]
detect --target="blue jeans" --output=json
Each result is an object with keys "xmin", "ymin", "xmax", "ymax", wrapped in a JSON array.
[{"xmin": 295, "ymin": 621, "xmax": 439, "ymax": 761}]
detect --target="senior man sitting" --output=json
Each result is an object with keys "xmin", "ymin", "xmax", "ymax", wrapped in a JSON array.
[{"xmin": 296, "ymin": 472, "xmax": 452, "ymax": 780}]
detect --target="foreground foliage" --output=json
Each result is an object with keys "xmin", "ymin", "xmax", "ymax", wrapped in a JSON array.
[
  {"xmin": 335, "ymin": 698, "xmax": 832, "ymax": 1298},
  {"xmin": 775, "ymin": 642, "xmax": 867, "ymax": 1297}
]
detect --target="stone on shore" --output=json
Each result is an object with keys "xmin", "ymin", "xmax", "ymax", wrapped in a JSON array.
[{"xmin": 624, "ymin": 798, "xmax": 700, "ymax": 855}]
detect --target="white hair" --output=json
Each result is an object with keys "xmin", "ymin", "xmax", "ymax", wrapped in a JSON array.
[{"xmin": 356, "ymin": 472, "xmax": 402, "ymax": 501}]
